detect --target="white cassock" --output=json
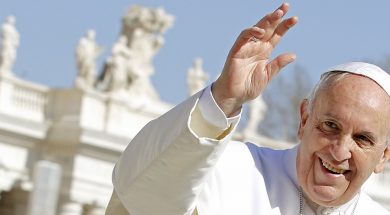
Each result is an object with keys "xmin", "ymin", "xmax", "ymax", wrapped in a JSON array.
[{"xmin": 105, "ymin": 86, "xmax": 390, "ymax": 215}]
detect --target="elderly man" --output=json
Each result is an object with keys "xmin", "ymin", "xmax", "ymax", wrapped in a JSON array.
[{"xmin": 106, "ymin": 3, "xmax": 390, "ymax": 215}]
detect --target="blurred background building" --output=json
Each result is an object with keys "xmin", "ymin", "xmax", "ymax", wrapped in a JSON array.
[{"xmin": 0, "ymin": 4, "xmax": 388, "ymax": 215}]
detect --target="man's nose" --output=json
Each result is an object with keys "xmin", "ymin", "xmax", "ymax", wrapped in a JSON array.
[{"xmin": 330, "ymin": 136, "xmax": 353, "ymax": 162}]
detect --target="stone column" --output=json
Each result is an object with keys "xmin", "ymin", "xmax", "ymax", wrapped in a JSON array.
[{"xmin": 26, "ymin": 160, "xmax": 62, "ymax": 215}]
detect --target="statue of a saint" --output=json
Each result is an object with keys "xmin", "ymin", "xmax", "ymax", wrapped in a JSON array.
[
  {"xmin": 100, "ymin": 36, "xmax": 132, "ymax": 92},
  {"xmin": 125, "ymin": 28, "xmax": 161, "ymax": 100},
  {"xmin": 75, "ymin": 29, "xmax": 102, "ymax": 89},
  {"xmin": 0, "ymin": 16, "xmax": 20, "ymax": 75},
  {"xmin": 119, "ymin": 6, "xmax": 174, "ymax": 100},
  {"xmin": 97, "ymin": 5, "xmax": 174, "ymax": 103},
  {"xmin": 187, "ymin": 58, "xmax": 209, "ymax": 96}
]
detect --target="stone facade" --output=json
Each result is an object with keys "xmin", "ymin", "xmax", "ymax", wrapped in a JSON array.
[
  {"xmin": 0, "ymin": 71, "xmax": 173, "ymax": 215},
  {"xmin": 0, "ymin": 5, "xmax": 389, "ymax": 215}
]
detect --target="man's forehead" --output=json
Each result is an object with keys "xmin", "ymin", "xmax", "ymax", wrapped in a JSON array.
[
  {"xmin": 314, "ymin": 74, "xmax": 390, "ymax": 120},
  {"xmin": 325, "ymin": 62, "xmax": 390, "ymax": 97},
  {"xmin": 326, "ymin": 74, "xmax": 390, "ymax": 107}
]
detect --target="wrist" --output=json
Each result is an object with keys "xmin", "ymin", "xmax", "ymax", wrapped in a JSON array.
[{"xmin": 211, "ymin": 83, "xmax": 243, "ymax": 117}]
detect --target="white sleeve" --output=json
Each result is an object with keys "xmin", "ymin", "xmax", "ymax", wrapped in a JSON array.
[
  {"xmin": 190, "ymin": 84, "xmax": 241, "ymax": 138},
  {"xmin": 111, "ymin": 86, "xmax": 241, "ymax": 215},
  {"xmin": 197, "ymin": 85, "xmax": 241, "ymax": 128}
]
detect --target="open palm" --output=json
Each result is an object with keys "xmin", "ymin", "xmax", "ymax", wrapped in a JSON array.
[{"xmin": 213, "ymin": 3, "xmax": 298, "ymax": 116}]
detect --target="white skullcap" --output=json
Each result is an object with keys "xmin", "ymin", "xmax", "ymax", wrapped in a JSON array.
[{"xmin": 326, "ymin": 62, "xmax": 390, "ymax": 97}]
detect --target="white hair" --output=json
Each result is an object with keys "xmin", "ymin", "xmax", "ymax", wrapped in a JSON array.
[{"xmin": 307, "ymin": 71, "xmax": 350, "ymax": 112}]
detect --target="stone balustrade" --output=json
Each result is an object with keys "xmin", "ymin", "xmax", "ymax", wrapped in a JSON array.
[{"xmin": 0, "ymin": 75, "xmax": 49, "ymax": 122}]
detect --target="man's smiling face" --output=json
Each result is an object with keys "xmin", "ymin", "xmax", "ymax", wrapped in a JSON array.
[{"xmin": 296, "ymin": 73, "xmax": 390, "ymax": 207}]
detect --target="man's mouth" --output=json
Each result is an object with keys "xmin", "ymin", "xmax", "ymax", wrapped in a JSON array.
[{"xmin": 321, "ymin": 159, "xmax": 347, "ymax": 174}]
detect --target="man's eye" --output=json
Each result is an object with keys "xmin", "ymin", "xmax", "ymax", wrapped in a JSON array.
[
  {"xmin": 354, "ymin": 135, "xmax": 374, "ymax": 147},
  {"xmin": 356, "ymin": 135, "xmax": 369, "ymax": 141},
  {"xmin": 323, "ymin": 121, "xmax": 338, "ymax": 131}
]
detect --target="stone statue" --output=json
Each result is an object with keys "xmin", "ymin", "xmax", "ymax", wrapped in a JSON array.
[
  {"xmin": 100, "ymin": 36, "xmax": 132, "ymax": 92},
  {"xmin": 75, "ymin": 29, "xmax": 102, "ymax": 89},
  {"xmin": 187, "ymin": 58, "xmax": 209, "ymax": 96},
  {"xmin": 243, "ymin": 96, "xmax": 267, "ymax": 135},
  {"xmin": 120, "ymin": 5, "xmax": 174, "ymax": 100},
  {"xmin": 96, "ymin": 5, "xmax": 174, "ymax": 104},
  {"xmin": 0, "ymin": 16, "xmax": 20, "ymax": 75},
  {"xmin": 125, "ymin": 28, "xmax": 161, "ymax": 100},
  {"xmin": 122, "ymin": 5, "xmax": 174, "ymax": 41}
]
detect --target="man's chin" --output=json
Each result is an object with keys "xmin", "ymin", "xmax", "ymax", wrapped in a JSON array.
[{"xmin": 307, "ymin": 185, "xmax": 347, "ymax": 206}]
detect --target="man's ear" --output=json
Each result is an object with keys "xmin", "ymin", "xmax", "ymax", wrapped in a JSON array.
[
  {"xmin": 374, "ymin": 146, "xmax": 390, "ymax": 173},
  {"xmin": 297, "ymin": 99, "xmax": 309, "ymax": 140}
]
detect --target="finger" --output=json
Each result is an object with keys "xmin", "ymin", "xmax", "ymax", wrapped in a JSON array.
[
  {"xmin": 269, "ymin": 3, "xmax": 290, "ymax": 24},
  {"xmin": 273, "ymin": 2, "xmax": 290, "ymax": 16},
  {"xmin": 230, "ymin": 27, "xmax": 265, "ymax": 51},
  {"xmin": 255, "ymin": 3, "xmax": 289, "ymax": 27},
  {"xmin": 248, "ymin": 27, "xmax": 266, "ymax": 42},
  {"xmin": 240, "ymin": 27, "xmax": 266, "ymax": 41},
  {"xmin": 266, "ymin": 53, "xmax": 296, "ymax": 79},
  {"xmin": 269, "ymin": 16, "xmax": 298, "ymax": 47},
  {"xmin": 254, "ymin": 3, "xmax": 290, "ymax": 40}
]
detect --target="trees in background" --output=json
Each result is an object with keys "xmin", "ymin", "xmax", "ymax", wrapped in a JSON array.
[{"xmin": 254, "ymin": 64, "xmax": 313, "ymax": 143}]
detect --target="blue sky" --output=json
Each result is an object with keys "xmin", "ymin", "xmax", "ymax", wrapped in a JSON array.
[{"xmin": 1, "ymin": 0, "xmax": 390, "ymax": 104}]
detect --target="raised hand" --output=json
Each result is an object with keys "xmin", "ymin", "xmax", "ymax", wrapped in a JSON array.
[{"xmin": 212, "ymin": 3, "xmax": 298, "ymax": 117}]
